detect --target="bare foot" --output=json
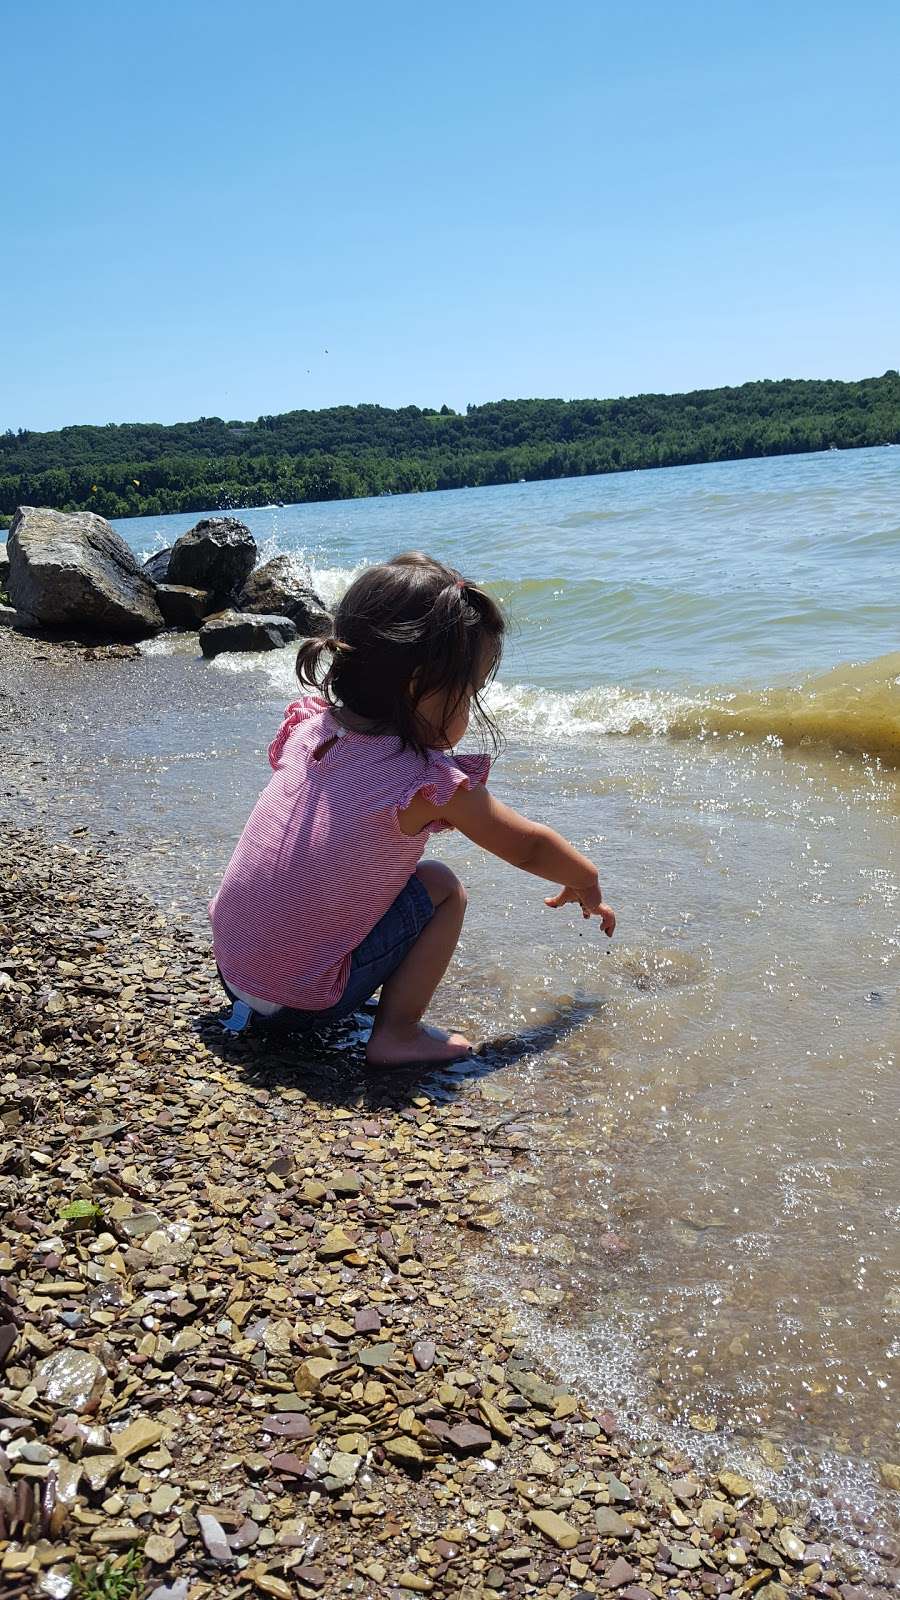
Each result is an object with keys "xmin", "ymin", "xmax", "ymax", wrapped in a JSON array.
[{"xmin": 366, "ymin": 1021, "xmax": 473, "ymax": 1069}]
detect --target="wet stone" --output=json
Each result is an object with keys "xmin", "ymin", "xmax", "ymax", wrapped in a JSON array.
[
  {"xmin": 33, "ymin": 1349, "xmax": 106, "ymax": 1412},
  {"xmin": 413, "ymin": 1338, "xmax": 437, "ymax": 1371},
  {"xmin": 262, "ymin": 1413, "xmax": 313, "ymax": 1439},
  {"xmin": 780, "ymin": 1529, "xmax": 806, "ymax": 1562},
  {"xmin": 719, "ymin": 1470, "xmax": 755, "ymax": 1500},
  {"xmin": 323, "ymin": 1450, "xmax": 362, "ymax": 1490},
  {"xmin": 230, "ymin": 1517, "xmax": 260, "ymax": 1550},
  {"xmin": 81, "ymin": 1453, "xmax": 119, "ymax": 1493}
]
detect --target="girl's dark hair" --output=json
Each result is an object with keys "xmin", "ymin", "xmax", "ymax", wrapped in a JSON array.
[{"xmin": 295, "ymin": 551, "xmax": 506, "ymax": 754}]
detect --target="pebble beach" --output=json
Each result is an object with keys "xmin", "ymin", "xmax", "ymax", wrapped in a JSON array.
[{"xmin": 1, "ymin": 625, "xmax": 891, "ymax": 1600}]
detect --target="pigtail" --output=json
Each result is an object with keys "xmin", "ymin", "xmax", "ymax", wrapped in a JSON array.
[{"xmin": 296, "ymin": 635, "xmax": 351, "ymax": 690}]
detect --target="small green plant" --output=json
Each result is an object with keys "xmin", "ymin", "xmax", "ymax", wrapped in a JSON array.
[
  {"xmin": 72, "ymin": 1548, "xmax": 144, "ymax": 1600},
  {"xmin": 58, "ymin": 1198, "xmax": 105, "ymax": 1232}
]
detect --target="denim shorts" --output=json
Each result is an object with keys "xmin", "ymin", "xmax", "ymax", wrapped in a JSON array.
[{"xmin": 225, "ymin": 873, "xmax": 435, "ymax": 1031}]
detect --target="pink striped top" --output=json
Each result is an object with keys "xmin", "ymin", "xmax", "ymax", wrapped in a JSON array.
[{"xmin": 209, "ymin": 695, "xmax": 490, "ymax": 1009}]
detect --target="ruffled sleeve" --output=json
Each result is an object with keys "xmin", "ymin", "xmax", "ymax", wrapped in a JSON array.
[
  {"xmin": 267, "ymin": 695, "xmax": 327, "ymax": 769},
  {"xmin": 398, "ymin": 750, "xmax": 491, "ymax": 835}
]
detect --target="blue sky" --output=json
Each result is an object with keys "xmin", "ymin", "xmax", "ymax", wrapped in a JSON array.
[{"xmin": 4, "ymin": 0, "xmax": 898, "ymax": 431}]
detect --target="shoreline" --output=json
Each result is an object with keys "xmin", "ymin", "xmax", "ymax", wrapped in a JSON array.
[
  {"xmin": 0, "ymin": 824, "xmax": 869, "ymax": 1599},
  {"xmin": 0, "ymin": 630, "xmax": 895, "ymax": 1598}
]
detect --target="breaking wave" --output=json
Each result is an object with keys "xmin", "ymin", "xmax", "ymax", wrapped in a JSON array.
[
  {"xmin": 139, "ymin": 538, "xmax": 900, "ymax": 764},
  {"xmin": 492, "ymin": 654, "xmax": 900, "ymax": 762}
]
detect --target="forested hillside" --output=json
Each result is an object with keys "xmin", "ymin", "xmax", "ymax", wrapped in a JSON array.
[{"xmin": 2, "ymin": 373, "xmax": 899, "ymax": 521}]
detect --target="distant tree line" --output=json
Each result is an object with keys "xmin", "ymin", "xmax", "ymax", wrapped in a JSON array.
[{"xmin": 2, "ymin": 374, "xmax": 899, "ymax": 523}]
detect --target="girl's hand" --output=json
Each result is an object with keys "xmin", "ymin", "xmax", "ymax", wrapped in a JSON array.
[
  {"xmin": 423, "ymin": 783, "xmax": 617, "ymax": 936},
  {"xmin": 545, "ymin": 884, "xmax": 616, "ymax": 936}
]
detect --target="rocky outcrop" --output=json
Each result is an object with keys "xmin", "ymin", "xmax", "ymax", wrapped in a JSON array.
[
  {"xmin": 168, "ymin": 518, "xmax": 256, "ymax": 602},
  {"xmin": 237, "ymin": 554, "xmax": 331, "ymax": 636},
  {"xmin": 154, "ymin": 583, "xmax": 210, "ymax": 628},
  {"xmin": 199, "ymin": 610, "xmax": 297, "ymax": 658},
  {"xmin": 7, "ymin": 507, "xmax": 163, "ymax": 638},
  {"xmin": 143, "ymin": 547, "xmax": 173, "ymax": 583}
]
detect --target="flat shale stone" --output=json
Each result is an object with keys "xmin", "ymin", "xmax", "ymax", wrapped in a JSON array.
[{"xmin": 528, "ymin": 1508, "xmax": 579, "ymax": 1549}]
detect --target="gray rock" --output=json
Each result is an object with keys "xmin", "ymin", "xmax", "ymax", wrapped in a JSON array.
[
  {"xmin": 141, "ymin": 1219, "xmax": 196, "ymax": 1265},
  {"xmin": 33, "ymin": 1349, "xmax": 107, "ymax": 1413},
  {"xmin": 7, "ymin": 507, "xmax": 163, "ymax": 638},
  {"xmin": 603, "ymin": 1472, "xmax": 633, "ymax": 1503},
  {"xmin": 142, "ymin": 547, "xmax": 173, "ymax": 583},
  {"xmin": 168, "ymin": 517, "xmax": 256, "ymax": 601},
  {"xmin": 322, "ymin": 1450, "xmax": 362, "ymax": 1491},
  {"xmin": 199, "ymin": 610, "xmax": 297, "ymax": 658},
  {"xmin": 237, "ymin": 554, "xmax": 330, "ymax": 635},
  {"xmin": 672, "ymin": 1547, "xmax": 702, "ymax": 1570},
  {"xmin": 506, "ymin": 1365, "xmax": 556, "ymax": 1410},
  {"xmin": 595, "ymin": 1507, "xmax": 631, "ymax": 1538},
  {"xmin": 197, "ymin": 1510, "xmax": 233, "ymax": 1563},
  {"xmin": 0, "ymin": 541, "xmax": 8, "ymax": 589},
  {"xmin": 80, "ymin": 1452, "xmax": 119, "ymax": 1492},
  {"xmin": 0, "ymin": 604, "xmax": 20, "ymax": 629},
  {"xmin": 154, "ymin": 583, "xmax": 210, "ymax": 628}
]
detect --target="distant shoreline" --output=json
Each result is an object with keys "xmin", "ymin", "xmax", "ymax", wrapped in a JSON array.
[
  {"xmin": 2, "ymin": 372, "xmax": 898, "ymax": 526},
  {"xmin": 1, "ymin": 437, "xmax": 897, "ymax": 536}
]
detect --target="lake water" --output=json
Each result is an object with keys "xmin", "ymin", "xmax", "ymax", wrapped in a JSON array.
[{"xmin": 19, "ymin": 447, "xmax": 900, "ymax": 1549}]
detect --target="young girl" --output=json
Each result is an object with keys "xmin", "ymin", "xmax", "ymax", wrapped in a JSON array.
[{"xmin": 210, "ymin": 551, "xmax": 615, "ymax": 1067}]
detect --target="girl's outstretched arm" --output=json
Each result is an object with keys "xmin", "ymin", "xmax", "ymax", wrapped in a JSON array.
[{"xmin": 401, "ymin": 784, "xmax": 616, "ymax": 936}]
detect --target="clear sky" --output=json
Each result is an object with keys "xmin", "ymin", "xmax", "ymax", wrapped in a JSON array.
[{"xmin": 4, "ymin": 0, "xmax": 898, "ymax": 431}]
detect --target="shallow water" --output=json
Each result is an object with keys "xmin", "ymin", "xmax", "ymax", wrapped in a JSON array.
[{"xmin": 8, "ymin": 447, "xmax": 899, "ymax": 1542}]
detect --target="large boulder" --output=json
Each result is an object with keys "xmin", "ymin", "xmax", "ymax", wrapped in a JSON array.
[
  {"xmin": 168, "ymin": 518, "xmax": 256, "ymax": 601},
  {"xmin": 199, "ymin": 610, "xmax": 297, "ymax": 658},
  {"xmin": 143, "ymin": 546, "xmax": 173, "ymax": 583},
  {"xmin": 155, "ymin": 583, "xmax": 210, "ymax": 628},
  {"xmin": 237, "ymin": 555, "xmax": 331, "ymax": 635},
  {"xmin": 7, "ymin": 507, "xmax": 163, "ymax": 638}
]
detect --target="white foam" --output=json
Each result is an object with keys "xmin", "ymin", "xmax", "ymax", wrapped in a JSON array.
[
  {"xmin": 310, "ymin": 560, "xmax": 368, "ymax": 609},
  {"xmin": 140, "ymin": 549, "xmax": 696, "ymax": 744},
  {"xmin": 486, "ymin": 680, "xmax": 692, "ymax": 741}
]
